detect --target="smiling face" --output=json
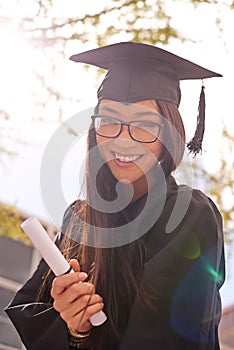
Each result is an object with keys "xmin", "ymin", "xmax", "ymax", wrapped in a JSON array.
[{"xmin": 95, "ymin": 99, "xmax": 164, "ymax": 193}]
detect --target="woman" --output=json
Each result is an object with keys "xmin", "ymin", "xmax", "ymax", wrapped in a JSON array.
[{"xmin": 6, "ymin": 42, "xmax": 225, "ymax": 350}]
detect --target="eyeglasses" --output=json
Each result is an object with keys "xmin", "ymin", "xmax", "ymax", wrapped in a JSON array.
[{"xmin": 91, "ymin": 115, "xmax": 162, "ymax": 143}]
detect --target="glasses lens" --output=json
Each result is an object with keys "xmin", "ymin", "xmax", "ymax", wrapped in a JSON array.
[
  {"xmin": 130, "ymin": 121, "xmax": 161, "ymax": 142},
  {"xmin": 94, "ymin": 116, "xmax": 121, "ymax": 137}
]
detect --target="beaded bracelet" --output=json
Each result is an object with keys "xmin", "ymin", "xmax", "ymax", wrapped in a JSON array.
[
  {"xmin": 68, "ymin": 335, "xmax": 84, "ymax": 348},
  {"xmin": 68, "ymin": 328, "xmax": 90, "ymax": 349}
]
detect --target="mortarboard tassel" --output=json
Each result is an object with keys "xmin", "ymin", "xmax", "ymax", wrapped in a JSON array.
[{"xmin": 187, "ymin": 84, "xmax": 206, "ymax": 156}]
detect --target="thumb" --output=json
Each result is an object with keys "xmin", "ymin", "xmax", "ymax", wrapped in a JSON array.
[{"xmin": 69, "ymin": 258, "xmax": 81, "ymax": 273}]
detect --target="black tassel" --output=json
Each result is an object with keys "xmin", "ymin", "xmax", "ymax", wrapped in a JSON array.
[{"xmin": 187, "ymin": 85, "xmax": 206, "ymax": 156}]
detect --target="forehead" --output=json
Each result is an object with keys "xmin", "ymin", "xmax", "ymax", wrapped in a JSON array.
[{"xmin": 98, "ymin": 99, "xmax": 161, "ymax": 121}]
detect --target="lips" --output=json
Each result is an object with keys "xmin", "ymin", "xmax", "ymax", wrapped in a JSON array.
[{"xmin": 114, "ymin": 152, "xmax": 141, "ymax": 163}]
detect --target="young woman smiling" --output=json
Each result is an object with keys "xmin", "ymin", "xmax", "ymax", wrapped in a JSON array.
[{"xmin": 6, "ymin": 42, "xmax": 225, "ymax": 350}]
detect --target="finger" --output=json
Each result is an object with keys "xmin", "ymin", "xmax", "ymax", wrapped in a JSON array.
[
  {"xmin": 69, "ymin": 259, "xmax": 81, "ymax": 273},
  {"xmin": 65, "ymin": 302, "xmax": 105, "ymax": 332},
  {"xmin": 68, "ymin": 282, "xmax": 95, "ymax": 300},
  {"xmin": 53, "ymin": 282, "xmax": 96, "ymax": 311},
  {"xmin": 83, "ymin": 301, "xmax": 104, "ymax": 320},
  {"xmin": 75, "ymin": 302, "xmax": 105, "ymax": 328},
  {"xmin": 59, "ymin": 294, "xmax": 103, "ymax": 318},
  {"xmin": 51, "ymin": 271, "xmax": 88, "ymax": 297}
]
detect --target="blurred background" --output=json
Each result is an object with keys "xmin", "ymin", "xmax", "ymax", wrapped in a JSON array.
[{"xmin": 0, "ymin": 0, "xmax": 233, "ymax": 349}]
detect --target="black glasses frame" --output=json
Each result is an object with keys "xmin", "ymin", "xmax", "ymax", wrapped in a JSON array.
[{"xmin": 91, "ymin": 115, "xmax": 163, "ymax": 143}]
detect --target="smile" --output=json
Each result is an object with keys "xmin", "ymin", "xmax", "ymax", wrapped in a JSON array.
[{"xmin": 114, "ymin": 153, "xmax": 141, "ymax": 163}]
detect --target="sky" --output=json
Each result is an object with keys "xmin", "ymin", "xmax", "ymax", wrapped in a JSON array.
[{"xmin": 0, "ymin": 0, "xmax": 233, "ymax": 307}]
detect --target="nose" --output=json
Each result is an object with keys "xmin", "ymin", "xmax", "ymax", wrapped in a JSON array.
[
  {"xmin": 118, "ymin": 124, "xmax": 132, "ymax": 140},
  {"xmin": 113, "ymin": 124, "xmax": 136, "ymax": 149}
]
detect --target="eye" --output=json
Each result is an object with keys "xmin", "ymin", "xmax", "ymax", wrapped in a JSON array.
[
  {"xmin": 94, "ymin": 116, "xmax": 113, "ymax": 129},
  {"xmin": 94, "ymin": 116, "xmax": 121, "ymax": 137},
  {"xmin": 101, "ymin": 117, "xmax": 114, "ymax": 124},
  {"xmin": 99, "ymin": 116, "xmax": 118, "ymax": 125}
]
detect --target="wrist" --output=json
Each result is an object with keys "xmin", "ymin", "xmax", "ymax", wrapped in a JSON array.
[{"xmin": 68, "ymin": 327, "xmax": 91, "ymax": 339}]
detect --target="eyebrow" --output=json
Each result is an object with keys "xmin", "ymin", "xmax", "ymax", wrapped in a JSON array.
[
  {"xmin": 134, "ymin": 111, "xmax": 159, "ymax": 117},
  {"xmin": 99, "ymin": 106, "xmax": 160, "ymax": 118},
  {"xmin": 99, "ymin": 106, "xmax": 121, "ymax": 115}
]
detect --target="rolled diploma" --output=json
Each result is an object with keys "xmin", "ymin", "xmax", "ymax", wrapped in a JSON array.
[{"xmin": 21, "ymin": 216, "xmax": 107, "ymax": 326}]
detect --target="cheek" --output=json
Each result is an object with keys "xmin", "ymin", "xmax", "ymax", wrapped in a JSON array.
[
  {"xmin": 144, "ymin": 141, "xmax": 163, "ymax": 161},
  {"xmin": 96, "ymin": 135, "xmax": 111, "ymax": 161},
  {"xmin": 96, "ymin": 134, "xmax": 103, "ymax": 146},
  {"xmin": 96, "ymin": 135, "xmax": 107, "ymax": 155}
]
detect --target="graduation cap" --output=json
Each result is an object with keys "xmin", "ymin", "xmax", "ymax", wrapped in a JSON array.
[{"xmin": 70, "ymin": 42, "xmax": 222, "ymax": 155}]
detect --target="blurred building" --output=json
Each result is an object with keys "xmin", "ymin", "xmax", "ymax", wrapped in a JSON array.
[{"xmin": 0, "ymin": 210, "xmax": 57, "ymax": 350}]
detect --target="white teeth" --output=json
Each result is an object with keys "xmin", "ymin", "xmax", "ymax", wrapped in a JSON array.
[{"xmin": 115, "ymin": 153, "xmax": 140, "ymax": 162}]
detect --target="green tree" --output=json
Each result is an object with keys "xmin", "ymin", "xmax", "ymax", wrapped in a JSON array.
[
  {"xmin": 202, "ymin": 127, "xmax": 234, "ymax": 241},
  {"xmin": 181, "ymin": 125, "xmax": 234, "ymax": 242},
  {"xmin": 0, "ymin": 0, "xmax": 233, "ymax": 242},
  {"xmin": 0, "ymin": 203, "xmax": 30, "ymax": 244}
]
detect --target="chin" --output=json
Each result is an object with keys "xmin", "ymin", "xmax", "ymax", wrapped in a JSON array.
[{"xmin": 108, "ymin": 161, "xmax": 143, "ymax": 183}]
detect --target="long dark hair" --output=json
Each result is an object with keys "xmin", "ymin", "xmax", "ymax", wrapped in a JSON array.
[
  {"xmin": 40, "ymin": 100, "xmax": 185, "ymax": 350},
  {"xmin": 157, "ymin": 100, "xmax": 185, "ymax": 176}
]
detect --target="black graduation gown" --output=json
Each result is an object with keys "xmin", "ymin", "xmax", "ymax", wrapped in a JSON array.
[{"xmin": 5, "ymin": 177, "xmax": 225, "ymax": 350}]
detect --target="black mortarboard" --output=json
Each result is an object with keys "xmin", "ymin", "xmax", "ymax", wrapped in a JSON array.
[{"xmin": 70, "ymin": 42, "xmax": 222, "ymax": 155}]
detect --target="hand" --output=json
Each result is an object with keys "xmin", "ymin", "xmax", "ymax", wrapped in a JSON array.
[{"xmin": 51, "ymin": 259, "xmax": 104, "ymax": 333}]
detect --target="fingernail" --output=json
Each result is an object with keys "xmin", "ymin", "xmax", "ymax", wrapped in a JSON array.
[{"xmin": 79, "ymin": 272, "xmax": 88, "ymax": 279}]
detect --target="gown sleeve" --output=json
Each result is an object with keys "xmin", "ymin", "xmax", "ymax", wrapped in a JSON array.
[
  {"xmin": 4, "ymin": 208, "xmax": 74, "ymax": 350},
  {"xmin": 119, "ymin": 187, "xmax": 225, "ymax": 350}
]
